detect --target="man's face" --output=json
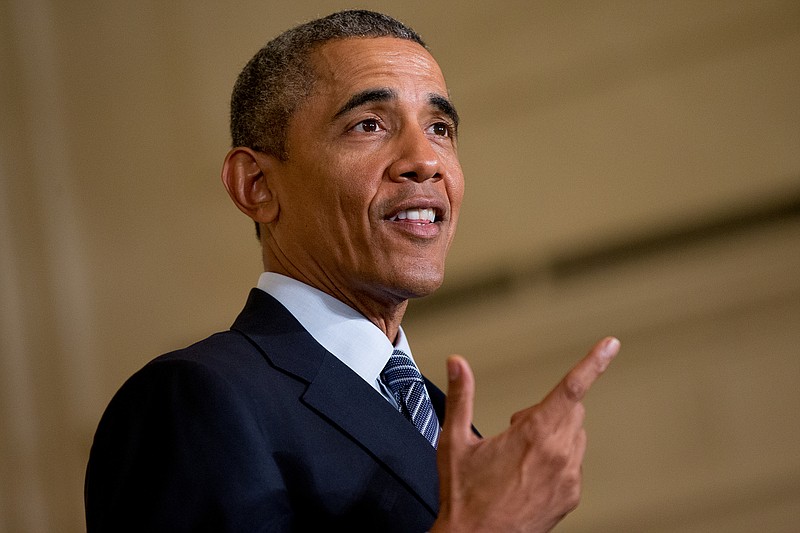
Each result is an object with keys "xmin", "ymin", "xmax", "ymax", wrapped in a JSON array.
[{"xmin": 265, "ymin": 37, "xmax": 464, "ymax": 307}]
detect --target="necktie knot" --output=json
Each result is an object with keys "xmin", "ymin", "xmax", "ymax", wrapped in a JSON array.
[{"xmin": 381, "ymin": 349, "xmax": 440, "ymax": 448}]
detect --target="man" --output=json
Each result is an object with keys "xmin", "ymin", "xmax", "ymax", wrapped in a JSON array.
[{"xmin": 85, "ymin": 10, "xmax": 619, "ymax": 532}]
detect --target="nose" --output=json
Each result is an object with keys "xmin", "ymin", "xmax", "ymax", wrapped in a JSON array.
[{"xmin": 388, "ymin": 127, "xmax": 442, "ymax": 183}]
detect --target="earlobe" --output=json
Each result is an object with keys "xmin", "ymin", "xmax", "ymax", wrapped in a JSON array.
[{"xmin": 221, "ymin": 147, "xmax": 280, "ymax": 224}]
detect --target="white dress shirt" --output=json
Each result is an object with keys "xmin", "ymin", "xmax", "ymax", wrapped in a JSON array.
[{"xmin": 257, "ymin": 272, "xmax": 419, "ymax": 409}]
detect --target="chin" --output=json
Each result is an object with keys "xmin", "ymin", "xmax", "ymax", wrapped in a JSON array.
[{"xmin": 395, "ymin": 270, "xmax": 445, "ymax": 300}]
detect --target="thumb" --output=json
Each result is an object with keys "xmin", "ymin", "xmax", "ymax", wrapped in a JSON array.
[{"xmin": 442, "ymin": 355, "xmax": 476, "ymax": 445}]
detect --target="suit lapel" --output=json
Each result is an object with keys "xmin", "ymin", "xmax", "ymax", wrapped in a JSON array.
[
  {"xmin": 303, "ymin": 354, "xmax": 439, "ymax": 514},
  {"xmin": 231, "ymin": 289, "xmax": 440, "ymax": 515}
]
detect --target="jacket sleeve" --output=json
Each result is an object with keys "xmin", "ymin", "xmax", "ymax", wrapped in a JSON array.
[{"xmin": 85, "ymin": 357, "xmax": 291, "ymax": 532}]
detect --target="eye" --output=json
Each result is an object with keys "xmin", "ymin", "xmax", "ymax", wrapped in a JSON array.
[
  {"xmin": 428, "ymin": 121, "xmax": 453, "ymax": 137},
  {"xmin": 352, "ymin": 119, "xmax": 384, "ymax": 133}
]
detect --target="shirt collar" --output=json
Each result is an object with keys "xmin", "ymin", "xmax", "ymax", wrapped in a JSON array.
[{"xmin": 256, "ymin": 272, "xmax": 413, "ymax": 391}]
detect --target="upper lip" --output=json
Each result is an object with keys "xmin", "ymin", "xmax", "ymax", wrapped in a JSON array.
[{"xmin": 384, "ymin": 197, "xmax": 448, "ymax": 222}]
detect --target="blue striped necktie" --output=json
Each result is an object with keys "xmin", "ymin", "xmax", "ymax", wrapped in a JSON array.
[{"xmin": 380, "ymin": 349, "xmax": 440, "ymax": 448}]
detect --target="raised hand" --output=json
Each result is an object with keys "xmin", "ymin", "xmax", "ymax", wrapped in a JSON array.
[{"xmin": 432, "ymin": 337, "xmax": 621, "ymax": 533}]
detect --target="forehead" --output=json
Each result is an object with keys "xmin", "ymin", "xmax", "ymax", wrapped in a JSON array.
[{"xmin": 307, "ymin": 37, "xmax": 448, "ymax": 100}]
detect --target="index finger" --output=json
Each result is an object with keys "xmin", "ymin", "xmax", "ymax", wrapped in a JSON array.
[{"xmin": 543, "ymin": 336, "xmax": 620, "ymax": 415}]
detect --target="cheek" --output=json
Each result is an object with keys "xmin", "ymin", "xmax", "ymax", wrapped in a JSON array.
[
  {"xmin": 297, "ymin": 164, "xmax": 379, "ymax": 250},
  {"xmin": 447, "ymin": 168, "xmax": 466, "ymax": 215},
  {"xmin": 328, "ymin": 155, "xmax": 382, "ymax": 215}
]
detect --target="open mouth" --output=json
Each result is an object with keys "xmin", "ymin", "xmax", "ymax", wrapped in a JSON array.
[{"xmin": 388, "ymin": 208, "xmax": 441, "ymax": 223}]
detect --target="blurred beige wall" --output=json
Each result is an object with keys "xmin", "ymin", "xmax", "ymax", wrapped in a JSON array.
[{"xmin": 1, "ymin": 1, "xmax": 798, "ymax": 531}]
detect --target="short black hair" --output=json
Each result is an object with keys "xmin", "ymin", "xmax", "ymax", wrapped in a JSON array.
[{"xmin": 229, "ymin": 10, "xmax": 426, "ymax": 239}]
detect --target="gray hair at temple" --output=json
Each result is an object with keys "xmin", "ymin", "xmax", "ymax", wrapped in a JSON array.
[{"xmin": 230, "ymin": 10, "xmax": 426, "ymax": 159}]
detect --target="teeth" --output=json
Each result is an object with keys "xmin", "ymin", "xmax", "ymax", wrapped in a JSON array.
[{"xmin": 391, "ymin": 208, "xmax": 436, "ymax": 223}]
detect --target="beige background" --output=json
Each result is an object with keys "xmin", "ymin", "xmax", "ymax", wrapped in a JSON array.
[{"xmin": 2, "ymin": 0, "xmax": 799, "ymax": 531}]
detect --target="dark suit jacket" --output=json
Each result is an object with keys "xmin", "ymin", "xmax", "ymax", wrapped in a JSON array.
[{"xmin": 85, "ymin": 289, "xmax": 444, "ymax": 532}]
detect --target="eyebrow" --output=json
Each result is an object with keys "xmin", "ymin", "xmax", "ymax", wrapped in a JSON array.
[
  {"xmin": 332, "ymin": 88, "xmax": 460, "ymax": 132},
  {"xmin": 429, "ymin": 93, "xmax": 460, "ymax": 131},
  {"xmin": 333, "ymin": 88, "xmax": 396, "ymax": 119}
]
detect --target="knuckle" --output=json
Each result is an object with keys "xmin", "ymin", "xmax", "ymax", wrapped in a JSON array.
[
  {"xmin": 524, "ymin": 415, "xmax": 550, "ymax": 445},
  {"xmin": 538, "ymin": 438, "xmax": 571, "ymax": 468},
  {"xmin": 565, "ymin": 485, "xmax": 582, "ymax": 512},
  {"xmin": 564, "ymin": 376, "xmax": 587, "ymax": 402},
  {"xmin": 554, "ymin": 444, "xmax": 572, "ymax": 468},
  {"xmin": 511, "ymin": 405, "xmax": 545, "ymax": 431},
  {"xmin": 550, "ymin": 451, "xmax": 569, "ymax": 469},
  {"xmin": 529, "ymin": 408, "xmax": 547, "ymax": 429},
  {"xmin": 560, "ymin": 467, "xmax": 583, "ymax": 511}
]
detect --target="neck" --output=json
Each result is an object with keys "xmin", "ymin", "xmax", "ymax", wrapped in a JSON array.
[
  {"xmin": 263, "ymin": 254, "xmax": 408, "ymax": 343},
  {"xmin": 345, "ymin": 294, "xmax": 408, "ymax": 343}
]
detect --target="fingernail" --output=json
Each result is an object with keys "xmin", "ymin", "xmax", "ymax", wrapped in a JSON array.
[{"xmin": 603, "ymin": 337, "xmax": 620, "ymax": 358}]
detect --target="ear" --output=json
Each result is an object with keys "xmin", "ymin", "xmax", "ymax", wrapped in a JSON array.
[{"xmin": 221, "ymin": 147, "xmax": 280, "ymax": 225}]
